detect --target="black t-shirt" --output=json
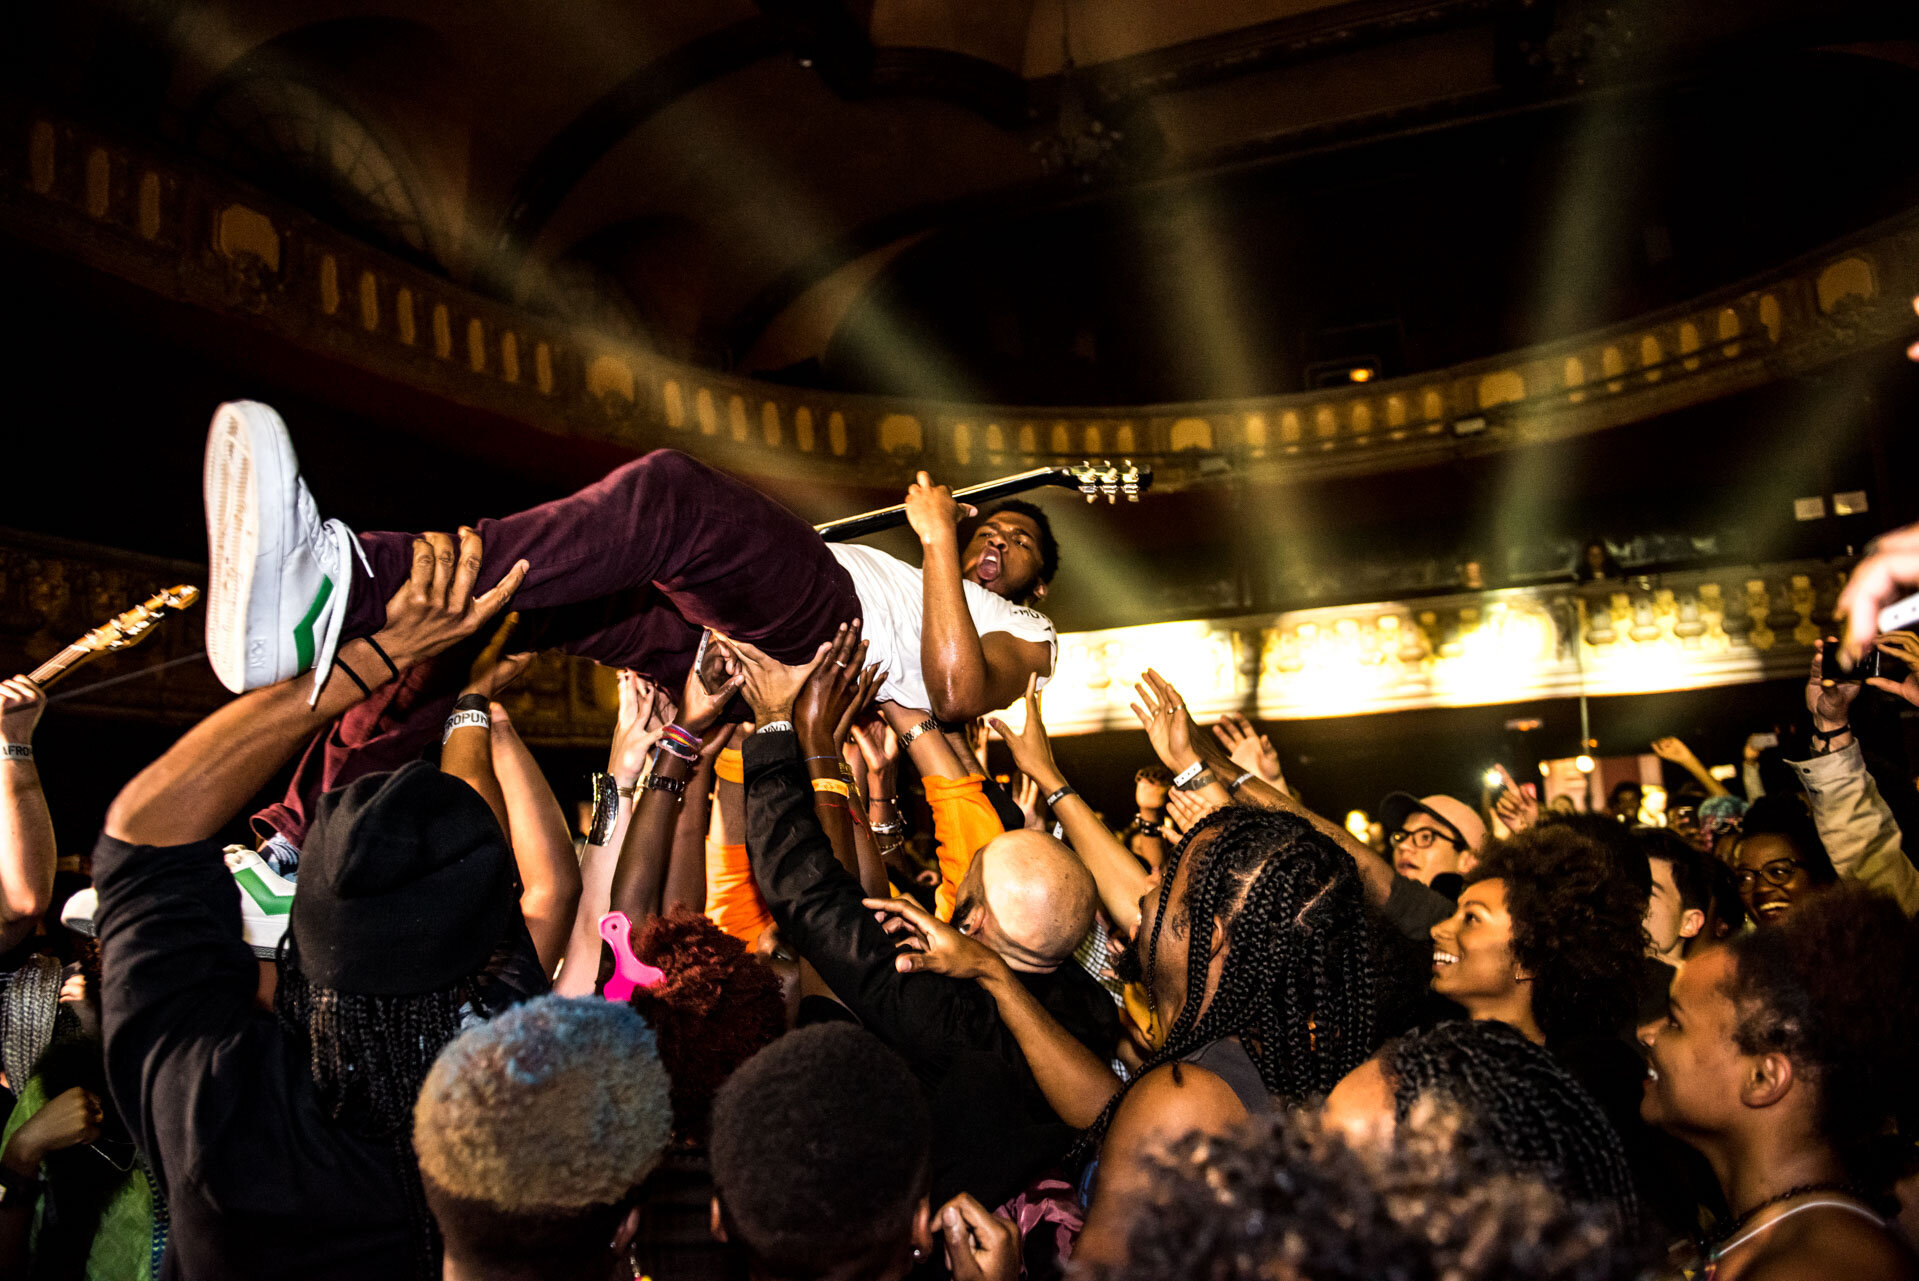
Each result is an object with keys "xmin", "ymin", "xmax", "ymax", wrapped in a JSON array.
[{"xmin": 93, "ymin": 833, "xmax": 544, "ymax": 1281}]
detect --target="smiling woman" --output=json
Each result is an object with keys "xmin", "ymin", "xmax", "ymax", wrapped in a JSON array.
[{"xmin": 1728, "ymin": 796, "xmax": 1837, "ymax": 927}]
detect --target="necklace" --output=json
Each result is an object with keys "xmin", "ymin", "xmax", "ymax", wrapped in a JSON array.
[
  {"xmin": 1704, "ymin": 1182, "xmax": 1857, "ymax": 1247},
  {"xmin": 1700, "ymin": 1185, "xmax": 1878, "ymax": 1280}
]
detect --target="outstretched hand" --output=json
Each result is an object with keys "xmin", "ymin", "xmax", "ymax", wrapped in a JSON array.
[
  {"xmin": 680, "ymin": 638, "xmax": 745, "ymax": 736},
  {"xmin": 608, "ymin": 671, "xmax": 676, "ymax": 786},
  {"xmin": 904, "ymin": 471, "xmax": 977, "ymax": 550},
  {"xmin": 1489, "ymin": 763, "xmax": 1538, "ymax": 835},
  {"xmin": 794, "ymin": 622, "xmax": 883, "ymax": 753},
  {"xmin": 374, "ymin": 528, "xmax": 529, "ymax": 672},
  {"xmin": 462, "ymin": 611, "xmax": 535, "ymax": 700},
  {"xmin": 1131, "ymin": 669, "xmax": 1210, "ymax": 774},
  {"xmin": 1013, "ymin": 774, "xmax": 1045, "ymax": 831},
  {"xmin": 714, "ymin": 632, "xmax": 833, "ymax": 727},
  {"xmin": 1213, "ymin": 712, "xmax": 1281, "ymax": 784},
  {"xmin": 1836, "ymin": 520, "xmax": 1919, "ymax": 661},
  {"xmin": 0, "ymin": 675, "xmax": 45, "ymax": 746},
  {"xmin": 1868, "ymin": 632, "xmax": 1919, "ymax": 707},
  {"xmin": 1806, "ymin": 640, "xmax": 1863, "ymax": 731},
  {"xmin": 986, "ymin": 673, "xmax": 1064, "ymax": 793},
  {"xmin": 863, "ymin": 895, "xmax": 1004, "ymax": 981},
  {"xmin": 1165, "ymin": 786, "xmax": 1219, "ymax": 836}
]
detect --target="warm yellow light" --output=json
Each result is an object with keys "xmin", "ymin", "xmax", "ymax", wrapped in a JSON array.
[
  {"xmin": 1538, "ymin": 760, "xmax": 1551, "ymax": 777},
  {"xmin": 1344, "ymin": 810, "xmax": 1371, "ymax": 841},
  {"xmin": 1574, "ymin": 754, "xmax": 1596, "ymax": 774},
  {"xmin": 1482, "ymin": 768, "xmax": 1503, "ymax": 789},
  {"xmin": 1348, "ymin": 367, "xmax": 1374, "ymax": 383}
]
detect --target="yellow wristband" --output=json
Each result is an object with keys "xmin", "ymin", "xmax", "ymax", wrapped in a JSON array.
[{"xmin": 810, "ymin": 777, "xmax": 851, "ymax": 797}]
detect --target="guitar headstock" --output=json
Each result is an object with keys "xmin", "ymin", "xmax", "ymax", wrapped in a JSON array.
[
  {"xmin": 77, "ymin": 585, "xmax": 202, "ymax": 655},
  {"xmin": 1049, "ymin": 459, "xmax": 1155, "ymax": 504}
]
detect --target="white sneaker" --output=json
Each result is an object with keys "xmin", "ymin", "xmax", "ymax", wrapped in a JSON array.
[
  {"xmin": 224, "ymin": 846, "xmax": 295, "ymax": 959},
  {"xmin": 61, "ymin": 847, "xmax": 295, "ymax": 959},
  {"xmin": 203, "ymin": 400, "xmax": 368, "ymax": 697}
]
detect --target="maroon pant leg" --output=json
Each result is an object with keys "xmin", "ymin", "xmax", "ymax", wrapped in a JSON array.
[{"xmin": 256, "ymin": 451, "xmax": 858, "ymax": 846}]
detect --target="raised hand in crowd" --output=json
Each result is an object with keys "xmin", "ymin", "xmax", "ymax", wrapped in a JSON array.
[
  {"xmin": 717, "ymin": 630, "xmax": 833, "ymax": 727},
  {"xmin": 850, "ymin": 715, "xmax": 900, "ymax": 803},
  {"xmin": 609, "ymin": 671, "xmax": 675, "ymax": 787},
  {"xmin": 486, "ymin": 694, "xmax": 582, "ymax": 975},
  {"xmin": 679, "ymin": 637, "xmax": 746, "ymax": 736},
  {"xmin": 1165, "ymin": 785, "xmax": 1219, "ymax": 836},
  {"xmin": 445, "ymin": 610, "xmax": 535, "ymax": 840},
  {"xmin": 1214, "ymin": 711, "xmax": 1284, "ymax": 789},
  {"xmin": 1649, "ymin": 735, "xmax": 1730, "ymax": 798},
  {"xmin": 1867, "ymin": 630, "xmax": 1919, "ymax": 707},
  {"xmin": 939, "ymin": 1192, "xmax": 1022, "ymax": 1281},
  {"xmin": 865, "ymin": 890, "xmax": 1002, "ymax": 981},
  {"xmin": 376, "ymin": 529, "xmax": 530, "ymax": 674},
  {"xmin": 1807, "ymin": 639, "xmax": 1863, "ymax": 748},
  {"xmin": 0, "ymin": 674, "xmax": 54, "ymax": 955},
  {"xmin": 1835, "ymin": 520, "xmax": 1919, "ymax": 660},
  {"xmin": 1488, "ymin": 763, "xmax": 1538, "ymax": 835},
  {"xmin": 1012, "ymin": 774, "xmax": 1045, "ymax": 831},
  {"xmin": 791, "ymin": 623, "xmax": 886, "ymax": 894}
]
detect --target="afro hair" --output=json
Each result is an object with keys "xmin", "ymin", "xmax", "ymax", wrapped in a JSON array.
[{"xmin": 1465, "ymin": 825, "xmax": 1648, "ymax": 1046}]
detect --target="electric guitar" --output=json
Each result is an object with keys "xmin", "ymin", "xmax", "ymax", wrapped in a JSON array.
[
  {"xmin": 24, "ymin": 585, "xmax": 201, "ymax": 690},
  {"xmin": 814, "ymin": 460, "xmax": 1153, "ymax": 543}
]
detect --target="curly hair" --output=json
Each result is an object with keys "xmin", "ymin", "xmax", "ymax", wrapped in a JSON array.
[
  {"xmin": 1380, "ymin": 1020, "xmax": 1641, "ymax": 1237},
  {"xmin": 624, "ymin": 909, "xmax": 786, "ymax": 1140},
  {"xmin": 1464, "ymin": 826, "xmax": 1647, "ymax": 1046},
  {"xmin": 1083, "ymin": 805, "xmax": 1379, "ymax": 1152},
  {"xmin": 1724, "ymin": 883, "xmax": 1919, "ymax": 1181},
  {"xmin": 1727, "ymin": 795, "xmax": 1837, "ymax": 885},
  {"xmin": 1096, "ymin": 1106, "xmax": 1643, "ymax": 1281},
  {"xmin": 709, "ymin": 1025, "xmax": 930, "ymax": 1278}
]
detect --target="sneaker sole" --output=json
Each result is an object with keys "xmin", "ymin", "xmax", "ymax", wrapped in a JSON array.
[{"xmin": 204, "ymin": 401, "xmax": 299, "ymax": 692}]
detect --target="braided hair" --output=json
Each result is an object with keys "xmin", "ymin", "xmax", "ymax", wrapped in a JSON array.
[
  {"xmin": 1082, "ymin": 805, "xmax": 1377, "ymax": 1152},
  {"xmin": 1380, "ymin": 1020, "xmax": 1642, "ymax": 1237}
]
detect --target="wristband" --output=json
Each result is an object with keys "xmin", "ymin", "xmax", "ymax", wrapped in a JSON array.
[
  {"xmin": 715, "ymin": 748, "xmax": 745, "ymax": 785},
  {"xmin": 1227, "ymin": 771, "xmax": 1256, "ymax": 793},
  {"xmin": 0, "ymin": 744, "xmax": 31, "ymax": 762},
  {"xmin": 587, "ymin": 772, "xmax": 619, "ymax": 845},
  {"xmin": 1171, "ymin": 761, "xmax": 1206, "ymax": 789},
  {"xmin": 663, "ymin": 724, "xmax": 703, "ymax": 754},
  {"xmin": 443, "ymin": 709, "xmax": 491, "ymax": 742},
  {"xmin": 869, "ymin": 819, "xmax": 905, "ymax": 835},
  {"xmin": 644, "ymin": 773, "xmax": 687, "ymax": 799},
  {"xmin": 897, "ymin": 718, "xmax": 938, "ymax": 752},
  {"xmin": 1045, "ymin": 785, "xmax": 1077, "ymax": 809},
  {"xmin": 616, "ymin": 783, "xmax": 639, "ymax": 800},
  {"xmin": 756, "ymin": 720, "xmax": 794, "ymax": 735},
  {"xmin": 1174, "ymin": 769, "xmax": 1217, "ymax": 793},
  {"xmin": 331, "ymin": 656, "xmax": 371, "ymax": 697},
  {"xmin": 453, "ymin": 693, "xmax": 491, "ymax": 714},
  {"xmin": 656, "ymin": 737, "xmax": 699, "ymax": 763},
  {"xmin": 363, "ymin": 635, "xmax": 402, "ymax": 682},
  {"xmin": 811, "ymin": 777, "xmax": 851, "ymax": 798}
]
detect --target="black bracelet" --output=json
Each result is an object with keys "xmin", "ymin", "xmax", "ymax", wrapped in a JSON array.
[
  {"xmin": 1045, "ymin": 785, "xmax": 1077, "ymax": 809},
  {"xmin": 645, "ymin": 773, "xmax": 688, "ymax": 799},
  {"xmin": 453, "ymin": 693, "xmax": 491, "ymax": 714},
  {"xmin": 331, "ymin": 655, "xmax": 371, "ymax": 697},
  {"xmin": 363, "ymin": 635, "xmax": 401, "ymax": 681}
]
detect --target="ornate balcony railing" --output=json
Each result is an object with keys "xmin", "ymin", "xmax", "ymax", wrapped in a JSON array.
[{"xmin": 4, "ymin": 103, "xmax": 1917, "ymax": 490}]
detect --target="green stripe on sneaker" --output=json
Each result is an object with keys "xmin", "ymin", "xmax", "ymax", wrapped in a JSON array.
[
  {"xmin": 234, "ymin": 867, "xmax": 295, "ymax": 916},
  {"xmin": 291, "ymin": 575, "xmax": 334, "ymax": 673}
]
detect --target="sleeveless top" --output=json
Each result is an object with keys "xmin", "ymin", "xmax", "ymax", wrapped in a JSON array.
[{"xmin": 1181, "ymin": 1036, "xmax": 1274, "ymax": 1115}]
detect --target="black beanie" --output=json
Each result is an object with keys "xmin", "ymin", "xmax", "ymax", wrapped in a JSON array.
[{"xmin": 288, "ymin": 761, "xmax": 514, "ymax": 996}]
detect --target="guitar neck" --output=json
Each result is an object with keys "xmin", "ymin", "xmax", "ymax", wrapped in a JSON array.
[
  {"xmin": 28, "ymin": 644, "xmax": 95, "ymax": 691},
  {"xmin": 815, "ymin": 469, "xmax": 1065, "ymax": 543}
]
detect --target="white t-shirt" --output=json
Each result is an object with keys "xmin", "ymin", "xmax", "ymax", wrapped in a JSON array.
[{"xmin": 829, "ymin": 543, "xmax": 1056, "ymax": 713}]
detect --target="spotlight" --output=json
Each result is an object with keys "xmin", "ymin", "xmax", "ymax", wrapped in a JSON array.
[
  {"xmin": 1344, "ymin": 810, "xmax": 1371, "ymax": 841},
  {"xmin": 1538, "ymin": 761, "xmax": 1550, "ymax": 777},
  {"xmin": 1482, "ymin": 768, "xmax": 1503, "ymax": 790},
  {"xmin": 1574, "ymin": 754, "xmax": 1596, "ymax": 774},
  {"xmin": 1347, "ymin": 367, "xmax": 1375, "ymax": 384}
]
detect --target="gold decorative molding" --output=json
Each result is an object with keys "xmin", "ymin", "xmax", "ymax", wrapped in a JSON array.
[
  {"xmin": 4, "ymin": 104, "xmax": 1917, "ymax": 489},
  {"xmin": 1015, "ymin": 560, "xmax": 1847, "ymax": 735}
]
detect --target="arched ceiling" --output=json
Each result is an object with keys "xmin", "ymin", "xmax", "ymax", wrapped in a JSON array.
[{"xmin": 10, "ymin": 0, "xmax": 1919, "ymax": 395}]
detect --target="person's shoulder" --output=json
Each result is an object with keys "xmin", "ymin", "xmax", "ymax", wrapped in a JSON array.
[
  {"xmin": 1744, "ymin": 1207, "xmax": 1918, "ymax": 1281},
  {"xmin": 1116, "ymin": 1055, "xmax": 1250, "ymax": 1133}
]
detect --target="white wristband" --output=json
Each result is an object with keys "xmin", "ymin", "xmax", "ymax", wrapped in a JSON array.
[
  {"xmin": 1172, "ymin": 760, "xmax": 1205, "ymax": 789},
  {"xmin": 442, "ymin": 710, "xmax": 491, "ymax": 743},
  {"xmin": 0, "ymin": 744, "xmax": 32, "ymax": 762},
  {"xmin": 756, "ymin": 720, "xmax": 794, "ymax": 735}
]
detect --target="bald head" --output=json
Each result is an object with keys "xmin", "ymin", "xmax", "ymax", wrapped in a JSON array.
[{"xmin": 976, "ymin": 830, "xmax": 1097, "ymax": 969}]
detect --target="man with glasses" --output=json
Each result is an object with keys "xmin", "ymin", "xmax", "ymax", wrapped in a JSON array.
[{"xmin": 1371, "ymin": 791, "xmax": 1487, "ymax": 942}]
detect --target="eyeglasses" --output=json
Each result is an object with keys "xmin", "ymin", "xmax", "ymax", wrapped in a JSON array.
[
  {"xmin": 1389, "ymin": 826, "xmax": 1460, "ymax": 851},
  {"xmin": 1733, "ymin": 859, "xmax": 1807, "ymax": 893}
]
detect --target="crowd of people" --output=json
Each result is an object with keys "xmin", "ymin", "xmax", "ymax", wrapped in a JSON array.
[{"xmin": 0, "ymin": 396, "xmax": 1917, "ymax": 1280}]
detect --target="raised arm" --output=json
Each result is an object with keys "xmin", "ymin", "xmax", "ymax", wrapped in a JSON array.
[
  {"xmin": 440, "ymin": 610, "xmax": 533, "ymax": 852},
  {"xmin": 609, "ymin": 652, "xmax": 744, "ymax": 926},
  {"xmin": 906, "ymin": 472, "xmax": 1051, "ymax": 721},
  {"xmin": 0, "ymin": 678, "xmax": 55, "ymax": 954},
  {"xmin": 554, "ymin": 671, "xmax": 669, "ymax": 995},
  {"xmin": 1651, "ymin": 736, "xmax": 1731, "ymax": 799},
  {"xmin": 488, "ymin": 699, "xmax": 581, "ymax": 974},
  {"xmin": 107, "ymin": 533, "xmax": 526, "ymax": 847},
  {"xmin": 989, "ymin": 676, "xmax": 1150, "ymax": 933},
  {"xmin": 866, "ymin": 893, "xmax": 1122, "ymax": 1127}
]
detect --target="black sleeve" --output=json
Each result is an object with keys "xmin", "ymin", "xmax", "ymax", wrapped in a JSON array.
[
  {"xmin": 1381, "ymin": 872, "xmax": 1455, "ymax": 941},
  {"xmin": 743, "ymin": 730, "xmax": 1000, "ymax": 1074},
  {"xmin": 92, "ymin": 834, "xmax": 295, "ymax": 1198}
]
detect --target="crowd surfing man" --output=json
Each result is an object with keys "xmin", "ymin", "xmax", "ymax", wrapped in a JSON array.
[
  {"xmin": 95, "ymin": 535, "xmax": 540, "ymax": 1279},
  {"xmin": 200, "ymin": 400, "xmax": 1058, "ymax": 850}
]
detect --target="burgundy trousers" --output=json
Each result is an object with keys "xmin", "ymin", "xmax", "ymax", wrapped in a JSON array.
[{"xmin": 253, "ymin": 450, "xmax": 860, "ymax": 846}]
